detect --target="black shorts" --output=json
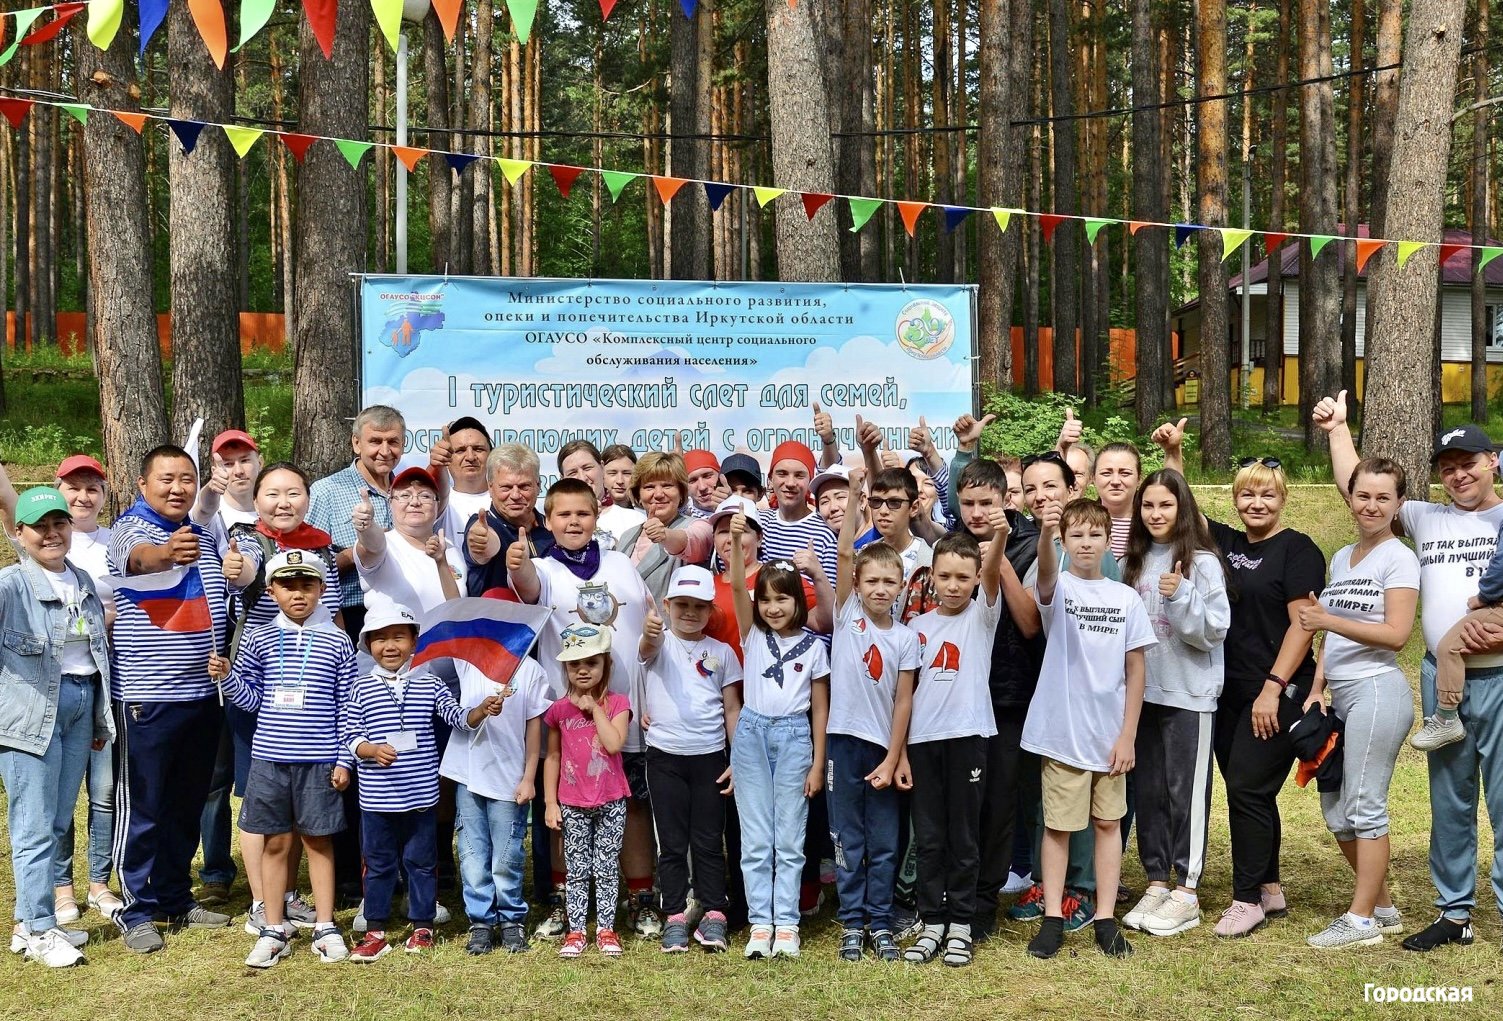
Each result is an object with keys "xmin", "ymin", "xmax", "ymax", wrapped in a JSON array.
[
  {"xmin": 623, "ymin": 751, "xmax": 650, "ymax": 803},
  {"xmin": 238, "ymin": 759, "xmax": 348, "ymax": 837}
]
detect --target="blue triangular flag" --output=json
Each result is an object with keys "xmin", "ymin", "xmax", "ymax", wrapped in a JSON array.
[
  {"xmin": 704, "ymin": 182, "xmax": 733, "ymax": 211},
  {"xmin": 942, "ymin": 206, "xmax": 973, "ymax": 234},
  {"xmin": 679, "ymin": 0, "xmax": 698, "ymax": 16},
  {"xmin": 139, "ymin": 0, "xmax": 169, "ymax": 54},
  {"xmin": 446, "ymin": 153, "xmax": 479, "ymax": 177},
  {"xmin": 167, "ymin": 120, "xmax": 206, "ymax": 155},
  {"xmin": 1174, "ymin": 223, "xmax": 1202, "ymax": 249}
]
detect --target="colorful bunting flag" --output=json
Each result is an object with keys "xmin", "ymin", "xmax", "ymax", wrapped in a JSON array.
[
  {"xmin": 168, "ymin": 119, "xmax": 207, "ymax": 154},
  {"xmin": 112, "ymin": 110, "xmax": 148, "ymax": 133},
  {"xmin": 549, "ymin": 164, "xmax": 584, "ymax": 198},
  {"xmin": 1174, "ymin": 224, "xmax": 1200, "ymax": 248},
  {"xmin": 335, "ymin": 139, "xmax": 373, "ymax": 169},
  {"xmin": 942, "ymin": 206, "xmax": 972, "ymax": 233},
  {"xmin": 753, "ymin": 187, "xmax": 784, "ymax": 208},
  {"xmin": 506, "ymin": 0, "xmax": 538, "ymax": 44},
  {"xmin": 601, "ymin": 170, "xmax": 637, "ymax": 202},
  {"xmin": 680, "ymin": 0, "xmax": 699, "ymax": 14},
  {"xmin": 1309, "ymin": 234, "xmax": 1337, "ymax": 259},
  {"xmin": 1438, "ymin": 243, "xmax": 1467, "ymax": 266},
  {"xmin": 59, "ymin": 103, "xmax": 87, "ymax": 126},
  {"xmin": 1218, "ymin": 228, "xmax": 1253, "ymax": 261},
  {"xmin": 279, "ymin": 132, "xmax": 317, "ymax": 162},
  {"xmin": 372, "ymin": 0, "xmax": 402, "ymax": 51},
  {"xmin": 653, "ymin": 176, "xmax": 688, "ymax": 204},
  {"xmin": 445, "ymin": 152, "xmax": 479, "ymax": 176},
  {"xmin": 432, "ymin": 0, "xmax": 462, "ymax": 40},
  {"xmin": 1127, "ymin": 221, "xmax": 1150, "ymax": 235},
  {"xmin": 0, "ymin": 97, "xmax": 34, "ymax": 129},
  {"xmin": 1084, "ymin": 218, "xmax": 1113, "ymax": 244},
  {"xmin": 848, "ymin": 197, "xmax": 882, "ymax": 232},
  {"xmin": 1353, "ymin": 238, "xmax": 1385, "ymax": 274},
  {"xmin": 802, "ymin": 193, "xmax": 835, "ymax": 220},
  {"xmin": 188, "ymin": 0, "xmax": 228, "ymax": 68},
  {"xmin": 1395, "ymin": 241, "xmax": 1425, "ymax": 268},
  {"xmin": 139, "ymin": 0, "xmax": 168, "ymax": 54},
  {"xmin": 392, "ymin": 144, "xmax": 427, "ymax": 170},
  {"xmin": 87, "ymin": 0, "xmax": 124, "ymax": 50},
  {"xmin": 223, "ymin": 125, "xmax": 265, "ymax": 157},
  {"xmin": 896, "ymin": 201, "xmax": 926, "ymax": 236},
  {"xmin": 991, "ymin": 208, "xmax": 1013, "ymax": 233},
  {"xmin": 601, "ymin": 0, "xmax": 619, "ymax": 20},
  {"xmin": 235, "ymin": 0, "xmax": 277, "ymax": 52},
  {"xmin": 1479, "ymin": 247, "xmax": 1503, "ymax": 274},
  {"xmin": 1039, "ymin": 214, "xmax": 1065, "ymax": 243},
  {"xmin": 22, "ymin": 2, "xmax": 84, "ymax": 46},
  {"xmin": 703, "ymin": 182, "xmax": 733, "ymax": 211},
  {"xmin": 1263, "ymin": 231, "xmax": 1287, "ymax": 254},
  {"xmin": 303, "ymin": 0, "xmax": 337, "ymax": 59},
  {"xmin": 0, "ymin": 9, "xmax": 44, "ymax": 65},
  {"xmin": 498, "ymin": 158, "xmax": 532, "ymax": 185}
]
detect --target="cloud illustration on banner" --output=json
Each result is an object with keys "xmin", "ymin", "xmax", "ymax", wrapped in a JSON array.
[{"xmin": 764, "ymin": 335, "xmax": 970, "ymax": 394}]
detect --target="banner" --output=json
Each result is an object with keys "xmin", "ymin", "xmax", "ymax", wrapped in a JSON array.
[{"xmin": 360, "ymin": 276, "xmax": 976, "ymax": 485}]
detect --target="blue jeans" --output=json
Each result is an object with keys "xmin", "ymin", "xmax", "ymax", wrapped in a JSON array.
[
  {"xmin": 731, "ymin": 709, "xmax": 812, "ymax": 928},
  {"xmin": 0, "ymin": 674, "xmax": 95, "ymax": 931},
  {"xmin": 454, "ymin": 784, "xmax": 528, "ymax": 927},
  {"xmin": 1421, "ymin": 655, "xmax": 1503, "ymax": 921},
  {"xmin": 825, "ymin": 734, "xmax": 899, "ymax": 930},
  {"xmin": 58, "ymin": 740, "xmax": 115, "ymax": 886}
]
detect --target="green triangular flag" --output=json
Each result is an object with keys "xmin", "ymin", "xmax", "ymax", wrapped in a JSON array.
[
  {"xmin": 371, "ymin": 0, "xmax": 403, "ymax": 51},
  {"xmin": 506, "ymin": 0, "xmax": 539, "ymax": 44},
  {"xmin": 234, "ymin": 0, "xmax": 277, "ymax": 52},
  {"xmin": 1396, "ymin": 241, "xmax": 1426, "ymax": 268},
  {"xmin": 498, "ymin": 158, "xmax": 532, "ymax": 186},
  {"xmin": 601, "ymin": 171, "xmax": 637, "ymax": 202},
  {"xmin": 59, "ymin": 104, "xmax": 89, "ymax": 126},
  {"xmin": 848, "ymin": 197, "xmax": 883, "ymax": 233},
  {"xmin": 991, "ymin": 208, "xmax": 1014, "ymax": 233},
  {"xmin": 753, "ymin": 187, "xmax": 785, "ymax": 208},
  {"xmin": 0, "ymin": 9, "xmax": 45, "ymax": 66},
  {"xmin": 1479, "ymin": 246, "xmax": 1503, "ymax": 274},
  {"xmin": 1083, "ymin": 218, "xmax": 1114, "ymax": 244},
  {"xmin": 1219, "ymin": 228, "xmax": 1254, "ymax": 262},
  {"xmin": 335, "ymin": 139, "xmax": 373, "ymax": 170},
  {"xmin": 1309, "ymin": 235, "xmax": 1337, "ymax": 259},
  {"xmin": 222, "ymin": 125, "xmax": 265, "ymax": 158},
  {"xmin": 87, "ymin": 0, "xmax": 124, "ymax": 50}
]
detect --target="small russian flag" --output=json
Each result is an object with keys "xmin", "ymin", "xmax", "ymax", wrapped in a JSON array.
[
  {"xmin": 413, "ymin": 598, "xmax": 552, "ymax": 686},
  {"xmin": 112, "ymin": 565, "xmax": 213, "ymax": 633}
]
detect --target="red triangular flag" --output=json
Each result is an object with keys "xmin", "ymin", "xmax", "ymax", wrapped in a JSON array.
[
  {"xmin": 113, "ymin": 111, "xmax": 149, "ymax": 134},
  {"xmin": 302, "ymin": 0, "xmax": 337, "ymax": 59},
  {"xmin": 1039, "ymin": 214, "xmax": 1066, "ymax": 243},
  {"xmin": 652, "ymin": 176, "xmax": 688, "ymax": 204},
  {"xmin": 601, "ymin": 0, "xmax": 618, "ymax": 19},
  {"xmin": 1263, "ymin": 231, "xmax": 1288, "ymax": 255},
  {"xmin": 896, "ymin": 201, "xmax": 927, "ymax": 237},
  {"xmin": 1438, "ymin": 243, "xmax": 1467, "ymax": 266},
  {"xmin": 392, "ymin": 145, "xmax": 428, "ymax": 171},
  {"xmin": 550, "ymin": 164, "xmax": 585, "ymax": 199},
  {"xmin": 1354, "ymin": 239, "xmax": 1385, "ymax": 274},
  {"xmin": 432, "ymin": 0, "xmax": 463, "ymax": 40},
  {"xmin": 21, "ymin": 2, "xmax": 85, "ymax": 45},
  {"xmin": 0, "ymin": 97, "xmax": 35, "ymax": 130},
  {"xmin": 278, "ymin": 132, "xmax": 317, "ymax": 162},
  {"xmin": 801, "ymin": 192, "xmax": 835, "ymax": 220}
]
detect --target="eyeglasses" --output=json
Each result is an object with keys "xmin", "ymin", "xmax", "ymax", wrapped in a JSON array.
[
  {"xmin": 392, "ymin": 490, "xmax": 437, "ymax": 505},
  {"xmin": 868, "ymin": 497, "xmax": 913, "ymax": 510},
  {"xmin": 1237, "ymin": 457, "xmax": 1283, "ymax": 470}
]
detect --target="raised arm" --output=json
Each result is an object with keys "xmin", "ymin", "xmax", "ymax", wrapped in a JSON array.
[
  {"xmin": 727, "ymin": 511, "xmax": 755, "ymax": 640},
  {"xmin": 980, "ymin": 506, "xmax": 1007, "ymax": 604},
  {"xmin": 0, "ymin": 456, "xmax": 18, "ymax": 536},
  {"xmin": 1032, "ymin": 500, "xmax": 1062, "ymax": 605},
  {"xmin": 1312, "ymin": 390, "xmax": 1359, "ymax": 500},
  {"xmin": 814, "ymin": 402, "xmax": 841, "ymax": 468},
  {"xmin": 835, "ymin": 467, "xmax": 866, "ymax": 606},
  {"xmin": 351, "ymin": 488, "xmax": 387, "ymax": 567},
  {"xmin": 1150, "ymin": 417, "xmax": 1189, "ymax": 477}
]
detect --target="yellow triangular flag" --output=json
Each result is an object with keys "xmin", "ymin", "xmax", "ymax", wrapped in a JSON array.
[
  {"xmin": 991, "ymin": 208, "xmax": 1013, "ymax": 233},
  {"xmin": 753, "ymin": 187, "xmax": 785, "ymax": 208},
  {"xmin": 222, "ymin": 125, "xmax": 265, "ymax": 158},
  {"xmin": 1219, "ymin": 228, "xmax": 1254, "ymax": 262},
  {"xmin": 1396, "ymin": 241, "xmax": 1427, "ymax": 268},
  {"xmin": 497, "ymin": 158, "xmax": 532, "ymax": 186}
]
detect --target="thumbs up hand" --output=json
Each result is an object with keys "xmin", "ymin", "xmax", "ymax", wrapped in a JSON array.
[
  {"xmin": 813, "ymin": 401, "xmax": 835, "ymax": 446},
  {"xmin": 425, "ymin": 529, "xmax": 447, "ymax": 563},
  {"xmin": 643, "ymin": 599, "xmax": 665, "ymax": 642},
  {"xmin": 1297, "ymin": 591, "xmax": 1327, "ymax": 632},
  {"xmin": 167, "ymin": 524, "xmax": 201, "ymax": 564},
  {"xmin": 206, "ymin": 454, "xmax": 232, "ymax": 496},
  {"xmin": 351, "ymin": 487, "xmax": 375, "ymax": 533},
  {"xmin": 952, "ymin": 412, "xmax": 997, "ymax": 452},
  {"xmin": 1151, "ymin": 417, "xmax": 1189, "ymax": 452},
  {"xmin": 1158, "ymin": 560, "xmax": 1185, "ymax": 599},
  {"xmin": 1057, "ymin": 406, "xmax": 1083, "ymax": 449},
  {"xmin": 856, "ymin": 414, "xmax": 883, "ymax": 454},
  {"xmin": 642, "ymin": 515, "xmax": 667, "ymax": 545},
  {"xmin": 222, "ymin": 545, "xmax": 248, "ymax": 583},
  {"xmin": 907, "ymin": 415, "xmax": 935, "ymax": 458},
  {"xmin": 505, "ymin": 538, "xmax": 527, "ymax": 573},
  {"xmin": 467, "ymin": 512, "xmax": 496, "ymax": 563},
  {"xmin": 792, "ymin": 540, "xmax": 824, "ymax": 580},
  {"xmin": 1312, "ymin": 389, "xmax": 1349, "ymax": 433}
]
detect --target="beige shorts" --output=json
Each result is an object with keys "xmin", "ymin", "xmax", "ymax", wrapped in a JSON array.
[{"xmin": 1041, "ymin": 758, "xmax": 1127, "ymax": 832}]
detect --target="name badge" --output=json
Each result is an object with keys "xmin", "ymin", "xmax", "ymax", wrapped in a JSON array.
[
  {"xmin": 387, "ymin": 731, "xmax": 419, "ymax": 753},
  {"xmin": 273, "ymin": 688, "xmax": 306, "ymax": 709}
]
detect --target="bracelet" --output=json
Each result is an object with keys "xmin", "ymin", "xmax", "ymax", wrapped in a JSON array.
[{"xmin": 1266, "ymin": 673, "xmax": 1289, "ymax": 692}]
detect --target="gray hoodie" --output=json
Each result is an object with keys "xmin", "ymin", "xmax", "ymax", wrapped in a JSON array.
[{"xmin": 1125, "ymin": 544, "xmax": 1230, "ymax": 712}]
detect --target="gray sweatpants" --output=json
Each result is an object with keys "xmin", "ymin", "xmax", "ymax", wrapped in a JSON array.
[
  {"xmin": 1322, "ymin": 668, "xmax": 1414, "ymax": 841},
  {"xmin": 1134, "ymin": 702, "xmax": 1215, "ymax": 890}
]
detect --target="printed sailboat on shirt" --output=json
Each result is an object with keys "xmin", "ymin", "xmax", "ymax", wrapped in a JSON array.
[{"xmin": 928, "ymin": 641, "xmax": 960, "ymax": 683}]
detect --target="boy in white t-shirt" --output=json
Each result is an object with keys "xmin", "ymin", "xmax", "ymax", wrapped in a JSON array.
[
  {"xmin": 901, "ymin": 522, "xmax": 1007, "ymax": 967},
  {"xmin": 439, "ymin": 652, "xmax": 550, "ymax": 956},
  {"xmin": 828, "ymin": 467, "xmax": 920, "ymax": 963},
  {"xmin": 1022, "ymin": 498, "xmax": 1155, "ymax": 961}
]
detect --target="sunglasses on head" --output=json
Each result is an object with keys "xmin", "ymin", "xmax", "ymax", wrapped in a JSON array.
[
  {"xmin": 1238, "ymin": 457, "xmax": 1283, "ymax": 470},
  {"xmin": 1021, "ymin": 451, "xmax": 1068, "ymax": 470}
]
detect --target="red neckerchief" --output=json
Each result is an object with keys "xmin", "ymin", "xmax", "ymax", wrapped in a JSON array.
[{"xmin": 256, "ymin": 519, "xmax": 334, "ymax": 551}]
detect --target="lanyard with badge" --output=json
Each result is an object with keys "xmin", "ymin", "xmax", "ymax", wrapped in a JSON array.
[
  {"xmin": 379, "ymin": 673, "xmax": 420, "ymax": 753},
  {"xmin": 274, "ymin": 628, "xmax": 314, "ymax": 709}
]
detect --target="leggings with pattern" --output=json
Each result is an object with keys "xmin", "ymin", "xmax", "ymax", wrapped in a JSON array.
[{"xmin": 561, "ymin": 798, "xmax": 628, "ymax": 933}]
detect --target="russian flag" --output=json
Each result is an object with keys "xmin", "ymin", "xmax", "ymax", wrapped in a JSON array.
[
  {"xmin": 413, "ymin": 598, "xmax": 552, "ymax": 686},
  {"xmin": 112, "ymin": 565, "xmax": 213, "ymax": 633}
]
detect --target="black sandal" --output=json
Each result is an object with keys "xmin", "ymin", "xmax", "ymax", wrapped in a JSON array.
[
  {"xmin": 941, "ymin": 931, "xmax": 973, "ymax": 967},
  {"xmin": 903, "ymin": 929, "xmax": 942, "ymax": 963}
]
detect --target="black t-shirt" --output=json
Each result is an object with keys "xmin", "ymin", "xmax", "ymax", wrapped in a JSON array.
[
  {"xmin": 1207, "ymin": 519, "xmax": 1326, "ymax": 700},
  {"xmin": 989, "ymin": 508, "xmax": 1046, "ymax": 708}
]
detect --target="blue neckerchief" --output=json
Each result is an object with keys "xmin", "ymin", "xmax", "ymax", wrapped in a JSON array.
[
  {"xmin": 115, "ymin": 494, "xmax": 209, "ymax": 540},
  {"xmin": 546, "ymin": 540, "xmax": 601, "ymax": 582},
  {"xmin": 762, "ymin": 628, "xmax": 815, "ymax": 689}
]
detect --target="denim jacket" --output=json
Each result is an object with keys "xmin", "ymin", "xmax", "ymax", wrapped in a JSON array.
[{"xmin": 0, "ymin": 556, "xmax": 114, "ymax": 755}]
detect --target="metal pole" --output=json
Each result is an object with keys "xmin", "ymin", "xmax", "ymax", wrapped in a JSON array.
[
  {"xmin": 396, "ymin": 29, "xmax": 409, "ymax": 275},
  {"xmin": 1240, "ymin": 148, "xmax": 1253, "ymax": 408}
]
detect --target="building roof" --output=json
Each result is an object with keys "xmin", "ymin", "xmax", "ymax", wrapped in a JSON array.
[{"xmin": 1227, "ymin": 225, "xmax": 1503, "ymax": 289}]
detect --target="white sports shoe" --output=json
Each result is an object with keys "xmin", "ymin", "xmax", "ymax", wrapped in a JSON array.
[
  {"xmin": 23, "ymin": 929, "xmax": 85, "ymax": 968},
  {"xmin": 1002, "ymin": 871, "xmax": 1033, "ymax": 895},
  {"xmin": 1410, "ymin": 714, "xmax": 1466, "ymax": 751},
  {"xmin": 245, "ymin": 929, "xmax": 294, "ymax": 969},
  {"xmin": 310, "ymin": 927, "xmax": 348, "ymax": 962},
  {"xmin": 771, "ymin": 926, "xmax": 801, "ymax": 958},
  {"xmin": 1123, "ymin": 888, "xmax": 1172, "ymax": 931},
  {"xmin": 1141, "ymin": 894, "xmax": 1202, "ymax": 936}
]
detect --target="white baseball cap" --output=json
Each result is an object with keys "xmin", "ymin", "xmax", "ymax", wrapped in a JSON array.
[
  {"xmin": 359, "ymin": 602, "xmax": 421, "ymax": 650},
  {"xmin": 707, "ymin": 494, "xmax": 761, "ymax": 531},
  {"xmin": 666, "ymin": 565, "xmax": 715, "ymax": 602},
  {"xmin": 811, "ymin": 462, "xmax": 852, "ymax": 496}
]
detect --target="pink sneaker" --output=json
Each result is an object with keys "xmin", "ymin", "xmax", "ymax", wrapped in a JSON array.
[
  {"xmin": 1260, "ymin": 888, "xmax": 1288, "ymax": 918},
  {"xmin": 1215, "ymin": 901, "xmax": 1267, "ymax": 939}
]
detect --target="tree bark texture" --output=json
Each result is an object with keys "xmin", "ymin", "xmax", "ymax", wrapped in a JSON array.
[
  {"xmin": 977, "ymin": 0, "xmax": 1016, "ymax": 391},
  {"xmin": 1472, "ymin": 0, "xmax": 1491, "ymax": 422},
  {"xmin": 1297, "ymin": 0, "xmax": 1341, "ymax": 449},
  {"xmin": 669, "ymin": 2, "xmax": 713, "ymax": 279},
  {"xmin": 1133, "ymin": 0, "xmax": 1168, "ymax": 429},
  {"xmin": 1197, "ymin": 0, "xmax": 1231, "ymax": 471},
  {"xmin": 1265, "ymin": 0, "xmax": 1291, "ymax": 411},
  {"xmin": 1341, "ymin": 0, "xmax": 1366, "ymax": 403},
  {"xmin": 1049, "ymin": 0, "xmax": 1080, "ymax": 394}
]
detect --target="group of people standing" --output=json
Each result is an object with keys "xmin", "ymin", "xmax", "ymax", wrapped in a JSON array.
[{"xmin": 0, "ymin": 389, "xmax": 1499, "ymax": 970}]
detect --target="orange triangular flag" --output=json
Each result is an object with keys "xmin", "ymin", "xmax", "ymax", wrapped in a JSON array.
[
  {"xmin": 896, "ymin": 201, "xmax": 927, "ymax": 237},
  {"xmin": 1354, "ymin": 239, "xmax": 1385, "ymax": 274},
  {"xmin": 392, "ymin": 146, "xmax": 428, "ymax": 171},
  {"xmin": 187, "ymin": 0, "xmax": 228, "ymax": 69},
  {"xmin": 653, "ymin": 176, "xmax": 688, "ymax": 204},
  {"xmin": 1127, "ymin": 221, "xmax": 1150, "ymax": 235},
  {"xmin": 432, "ymin": 0, "xmax": 463, "ymax": 40},
  {"xmin": 112, "ymin": 111, "xmax": 148, "ymax": 133}
]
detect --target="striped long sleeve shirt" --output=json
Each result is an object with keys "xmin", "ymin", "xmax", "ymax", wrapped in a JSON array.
[
  {"xmin": 221, "ymin": 612, "xmax": 357, "ymax": 767},
  {"xmin": 343, "ymin": 669, "xmax": 474, "ymax": 813}
]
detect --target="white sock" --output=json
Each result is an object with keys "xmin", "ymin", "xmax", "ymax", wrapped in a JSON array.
[
  {"xmin": 250, "ymin": 900, "xmax": 263, "ymax": 913},
  {"xmin": 922, "ymin": 922, "xmax": 945, "ymax": 941},
  {"xmin": 1345, "ymin": 912, "xmax": 1375, "ymax": 928},
  {"xmin": 949, "ymin": 923, "xmax": 971, "ymax": 939},
  {"xmin": 1374, "ymin": 905, "xmax": 1400, "ymax": 918},
  {"xmin": 1170, "ymin": 890, "xmax": 1198, "ymax": 904}
]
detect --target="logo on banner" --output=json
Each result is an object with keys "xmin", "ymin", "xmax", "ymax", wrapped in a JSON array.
[
  {"xmin": 896, "ymin": 298, "xmax": 955, "ymax": 360},
  {"xmin": 379, "ymin": 289, "xmax": 448, "ymax": 357}
]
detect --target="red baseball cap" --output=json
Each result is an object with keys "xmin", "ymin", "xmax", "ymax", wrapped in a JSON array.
[
  {"xmin": 391, "ymin": 465, "xmax": 439, "ymax": 490},
  {"xmin": 211, "ymin": 429, "xmax": 259, "ymax": 454},
  {"xmin": 769, "ymin": 441, "xmax": 816, "ymax": 478},
  {"xmin": 684, "ymin": 450, "xmax": 720, "ymax": 476},
  {"xmin": 55, "ymin": 454, "xmax": 106, "ymax": 481}
]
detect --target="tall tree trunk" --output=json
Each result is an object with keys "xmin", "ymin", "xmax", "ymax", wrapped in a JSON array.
[
  {"xmin": 932, "ymin": 0, "xmax": 954, "ymax": 284},
  {"xmin": 470, "ymin": 1, "xmax": 494, "ymax": 276},
  {"xmin": 1297, "ymin": 0, "xmax": 1341, "ymax": 449},
  {"xmin": 1342, "ymin": 0, "xmax": 1366, "ymax": 404},
  {"xmin": 271, "ymin": 32, "xmax": 296, "ymax": 340},
  {"xmin": 1363, "ymin": 0, "xmax": 1404, "ymax": 416},
  {"xmin": 1133, "ymin": 0, "xmax": 1167, "ymax": 429},
  {"xmin": 72, "ymin": 14, "xmax": 169, "ymax": 508},
  {"xmin": 1365, "ymin": 0, "xmax": 1467, "ymax": 489},
  {"xmin": 14, "ymin": 94, "xmax": 29, "ymax": 348},
  {"xmin": 1049, "ymin": 0, "xmax": 1080, "ymax": 393},
  {"xmin": 451, "ymin": 15, "xmax": 473, "ymax": 274},
  {"xmin": 953, "ymin": 0, "xmax": 969, "ymax": 283},
  {"xmin": 669, "ymin": 1, "xmax": 713, "ymax": 279},
  {"xmin": 1025, "ymin": 38, "xmax": 1044, "ymax": 395},
  {"xmin": 977, "ymin": 0, "xmax": 1017, "ymax": 390},
  {"xmin": 765, "ymin": 0, "xmax": 841, "ymax": 281},
  {"xmin": 292, "ymin": 2, "xmax": 370, "ymax": 478},
  {"xmin": 168, "ymin": 0, "xmax": 243, "ymax": 448},
  {"xmin": 1265, "ymin": 0, "xmax": 1291, "ymax": 411},
  {"xmin": 1473, "ymin": 0, "xmax": 1491, "ymax": 422},
  {"xmin": 1198, "ymin": 0, "xmax": 1231, "ymax": 470}
]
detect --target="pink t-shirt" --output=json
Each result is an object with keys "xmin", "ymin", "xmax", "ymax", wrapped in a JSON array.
[{"xmin": 544, "ymin": 692, "xmax": 632, "ymax": 809}]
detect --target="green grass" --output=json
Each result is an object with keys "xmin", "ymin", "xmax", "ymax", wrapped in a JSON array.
[{"xmin": 2, "ymin": 488, "xmax": 1502, "ymax": 1018}]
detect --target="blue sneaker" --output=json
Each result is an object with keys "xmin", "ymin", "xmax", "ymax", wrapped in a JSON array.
[
  {"xmin": 1064, "ymin": 889, "xmax": 1095, "ymax": 932},
  {"xmin": 1009, "ymin": 883, "xmax": 1044, "ymax": 921},
  {"xmin": 661, "ymin": 916, "xmax": 690, "ymax": 953}
]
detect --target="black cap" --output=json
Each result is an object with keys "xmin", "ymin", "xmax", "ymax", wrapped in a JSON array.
[
  {"xmin": 1432, "ymin": 423, "xmax": 1498, "ymax": 462},
  {"xmin": 721, "ymin": 452, "xmax": 763, "ymax": 488},
  {"xmin": 447, "ymin": 416, "xmax": 490, "ymax": 441}
]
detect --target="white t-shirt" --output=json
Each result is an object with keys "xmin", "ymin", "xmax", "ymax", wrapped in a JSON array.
[
  {"xmin": 533, "ymin": 550, "xmax": 651, "ymax": 752},
  {"xmin": 356, "ymin": 530, "xmax": 466, "ymax": 617},
  {"xmin": 218, "ymin": 504, "xmax": 259, "ymax": 530},
  {"xmin": 1022, "ymin": 570, "xmax": 1157, "ymax": 772},
  {"xmin": 641, "ymin": 632, "xmax": 743, "ymax": 755},
  {"xmin": 441, "ymin": 489, "xmax": 494, "ymax": 549},
  {"xmin": 42, "ymin": 566, "xmax": 98, "ymax": 675},
  {"xmin": 1399, "ymin": 499, "xmax": 1503, "ymax": 666},
  {"xmin": 741, "ymin": 625, "xmax": 830, "ymax": 718},
  {"xmin": 1319, "ymin": 537, "xmax": 1421, "ymax": 680},
  {"xmin": 598, "ymin": 504, "xmax": 647, "ymax": 552},
  {"xmin": 890, "ymin": 536, "xmax": 934, "ymax": 585},
  {"xmin": 440, "ymin": 658, "xmax": 551, "ymax": 802},
  {"xmin": 908, "ymin": 594, "xmax": 1003, "ymax": 743},
  {"xmin": 828, "ymin": 593, "xmax": 922, "ymax": 747},
  {"xmin": 67, "ymin": 525, "xmax": 113, "ymax": 584}
]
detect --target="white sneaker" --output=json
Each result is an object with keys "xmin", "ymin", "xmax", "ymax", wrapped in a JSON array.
[
  {"xmin": 743, "ymin": 926, "xmax": 774, "ymax": 959},
  {"xmin": 1410, "ymin": 714, "xmax": 1466, "ymax": 751},
  {"xmin": 1308, "ymin": 915, "xmax": 1383, "ymax": 949},
  {"xmin": 245, "ymin": 928, "xmax": 294, "ymax": 968},
  {"xmin": 1002, "ymin": 871, "xmax": 1033, "ymax": 895},
  {"xmin": 352, "ymin": 900, "xmax": 368, "ymax": 934},
  {"xmin": 533, "ymin": 901, "xmax": 567, "ymax": 939},
  {"xmin": 434, "ymin": 903, "xmax": 451, "ymax": 926},
  {"xmin": 771, "ymin": 926, "xmax": 801, "ymax": 958},
  {"xmin": 1123, "ymin": 888, "xmax": 1172, "ymax": 931},
  {"xmin": 1141, "ymin": 893, "xmax": 1202, "ymax": 936},
  {"xmin": 23, "ymin": 928, "xmax": 85, "ymax": 968},
  {"xmin": 310, "ymin": 927, "xmax": 348, "ymax": 962},
  {"xmin": 11, "ymin": 925, "xmax": 87, "ymax": 954},
  {"xmin": 1374, "ymin": 907, "xmax": 1405, "ymax": 934}
]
